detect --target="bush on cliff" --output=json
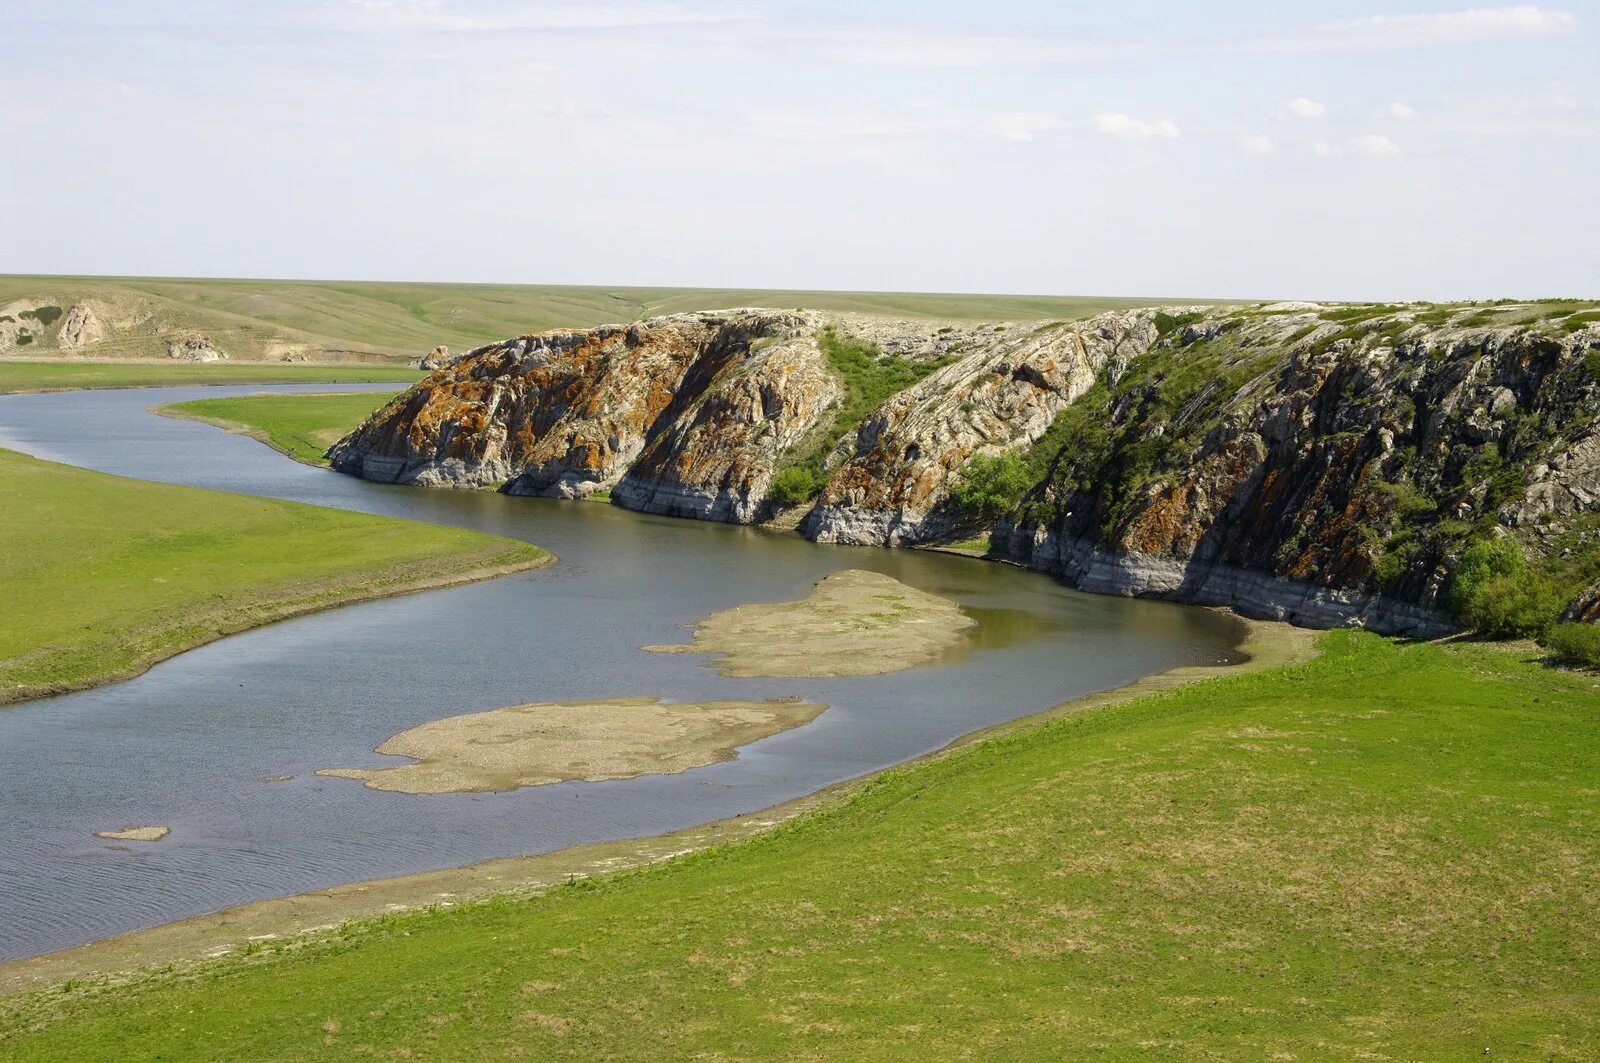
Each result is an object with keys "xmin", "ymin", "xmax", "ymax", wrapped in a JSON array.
[
  {"xmin": 950, "ymin": 452, "xmax": 1035, "ymax": 521},
  {"xmin": 770, "ymin": 465, "xmax": 823, "ymax": 507}
]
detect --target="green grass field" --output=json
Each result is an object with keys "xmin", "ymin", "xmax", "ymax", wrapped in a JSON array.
[
  {"xmin": 0, "ymin": 448, "xmax": 546, "ymax": 705},
  {"xmin": 3, "ymin": 632, "xmax": 1594, "ymax": 1059},
  {"xmin": 0, "ymin": 274, "xmax": 1222, "ymax": 363},
  {"xmin": 157, "ymin": 391, "xmax": 403, "ymax": 466},
  {"xmin": 0, "ymin": 360, "xmax": 422, "ymax": 395}
]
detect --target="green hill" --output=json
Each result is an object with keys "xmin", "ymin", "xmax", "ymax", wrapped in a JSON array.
[{"xmin": 0, "ymin": 274, "xmax": 1222, "ymax": 364}]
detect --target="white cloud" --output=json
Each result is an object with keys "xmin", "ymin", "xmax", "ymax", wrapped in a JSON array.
[
  {"xmin": 1255, "ymin": 5, "xmax": 1578, "ymax": 52},
  {"xmin": 1386, "ymin": 101, "xmax": 1419, "ymax": 120},
  {"xmin": 984, "ymin": 112, "xmax": 1071, "ymax": 142},
  {"xmin": 1093, "ymin": 113, "xmax": 1179, "ymax": 140},
  {"xmin": 1286, "ymin": 97, "xmax": 1328, "ymax": 120},
  {"xmin": 1351, "ymin": 133, "xmax": 1403, "ymax": 157},
  {"xmin": 1237, "ymin": 134, "xmax": 1275, "ymax": 155},
  {"xmin": 1313, "ymin": 134, "xmax": 1403, "ymax": 158}
]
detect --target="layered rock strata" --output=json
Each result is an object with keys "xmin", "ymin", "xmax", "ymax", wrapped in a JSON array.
[{"xmin": 329, "ymin": 303, "xmax": 1600, "ymax": 635}]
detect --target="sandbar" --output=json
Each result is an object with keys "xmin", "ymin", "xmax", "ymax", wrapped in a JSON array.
[
  {"xmin": 645, "ymin": 568, "xmax": 975, "ymax": 677},
  {"xmin": 95, "ymin": 826, "xmax": 169, "ymax": 842},
  {"xmin": 318, "ymin": 696, "xmax": 825, "ymax": 794}
]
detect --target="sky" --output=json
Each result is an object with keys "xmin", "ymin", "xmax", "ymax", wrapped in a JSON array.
[{"xmin": 1, "ymin": 1, "xmax": 1596, "ymax": 301}]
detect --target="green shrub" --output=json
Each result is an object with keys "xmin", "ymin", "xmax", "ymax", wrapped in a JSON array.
[
  {"xmin": 1543, "ymin": 622, "xmax": 1600, "ymax": 667},
  {"xmin": 1153, "ymin": 311, "xmax": 1203, "ymax": 339},
  {"xmin": 19, "ymin": 305, "xmax": 62, "ymax": 326},
  {"xmin": 1450, "ymin": 537, "xmax": 1525, "ymax": 611},
  {"xmin": 1372, "ymin": 479, "xmax": 1435, "ymax": 521},
  {"xmin": 1459, "ymin": 573, "xmax": 1568, "ymax": 639},
  {"xmin": 950, "ymin": 452, "xmax": 1035, "ymax": 521},
  {"xmin": 769, "ymin": 466, "xmax": 823, "ymax": 507},
  {"xmin": 1449, "ymin": 537, "xmax": 1569, "ymax": 638}
]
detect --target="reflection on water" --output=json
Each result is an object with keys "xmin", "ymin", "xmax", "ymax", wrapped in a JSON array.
[{"xmin": 0, "ymin": 385, "xmax": 1245, "ymax": 960}]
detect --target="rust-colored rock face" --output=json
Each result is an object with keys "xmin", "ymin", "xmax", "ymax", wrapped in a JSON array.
[
  {"xmin": 329, "ymin": 301, "xmax": 1600, "ymax": 635},
  {"xmin": 330, "ymin": 310, "xmax": 831, "ymax": 502},
  {"xmin": 613, "ymin": 326, "xmax": 844, "ymax": 522}
]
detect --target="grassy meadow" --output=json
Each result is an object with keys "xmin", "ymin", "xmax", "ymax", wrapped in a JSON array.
[
  {"xmin": 0, "ymin": 360, "xmax": 422, "ymax": 395},
  {"xmin": 0, "ymin": 447, "xmax": 546, "ymax": 705},
  {"xmin": 157, "ymin": 390, "xmax": 403, "ymax": 466},
  {"xmin": 0, "ymin": 274, "xmax": 1217, "ymax": 363},
  {"xmin": 2, "ymin": 632, "xmax": 1595, "ymax": 1059}
]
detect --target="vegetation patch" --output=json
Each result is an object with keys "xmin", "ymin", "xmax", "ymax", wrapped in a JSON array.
[
  {"xmin": 1544, "ymin": 622, "xmax": 1600, "ymax": 667},
  {"xmin": 157, "ymin": 390, "xmax": 403, "ymax": 466},
  {"xmin": 0, "ymin": 361, "xmax": 421, "ymax": 395},
  {"xmin": 0, "ymin": 448, "xmax": 547, "ymax": 705},
  {"xmin": 1563, "ymin": 310, "xmax": 1600, "ymax": 334},
  {"xmin": 17, "ymin": 305, "xmax": 62, "ymax": 327},
  {"xmin": 770, "ymin": 329, "xmax": 954, "ymax": 504},
  {"xmin": 949, "ymin": 451, "xmax": 1036, "ymax": 520}
]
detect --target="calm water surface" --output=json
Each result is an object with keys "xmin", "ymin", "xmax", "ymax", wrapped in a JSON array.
[{"xmin": 0, "ymin": 385, "xmax": 1244, "ymax": 960}]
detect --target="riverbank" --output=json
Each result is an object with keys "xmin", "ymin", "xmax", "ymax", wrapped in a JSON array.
[
  {"xmin": 9, "ymin": 628, "xmax": 1596, "ymax": 1059},
  {"xmin": 153, "ymin": 391, "xmax": 404, "ymax": 468},
  {"xmin": 0, "ymin": 614, "xmax": 1303, "ymax": 997},
  {"xmin": 0, "ymin": 447, "xmax": 550, "ymax": 707},
  {"xmin": 0, "ymin": 359, "xmax": 421, "ymax": 396}
]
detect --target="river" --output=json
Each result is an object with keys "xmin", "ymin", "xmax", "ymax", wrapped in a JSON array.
[{"xmin": 0, "ymin": 384, "xmax": 1244, "ymax": 960}]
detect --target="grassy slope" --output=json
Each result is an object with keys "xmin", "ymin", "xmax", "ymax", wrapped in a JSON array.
[
  {"xmin": 0, "ymin": 361, "xmax": 422, "ymax": 395},
  {"xmin": 4, "ymin": 633, "xmax": 1595, "ymax": 1059},
  {"xmin": 0, "ymin": 274, "xmax": 1218, "ymax": 362},
  {"xmin": 157, "ymin": 391, "xmax": 402, "ymax": 466},
  {"xmin": 0, "ymin": 448, "xmax": 546, "ymax": 705}
]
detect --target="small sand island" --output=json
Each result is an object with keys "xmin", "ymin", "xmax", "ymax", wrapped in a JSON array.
[
  {"xmin": 317, "ymin": 696, "xmax": 825, "ymax": 794},
  {"xmin": 645, "ymin": 569, "xmax": 975, "ymax": 678},
  {"xmin": 96, "ymin": 825, "xmax": 169, "ymax": 842}
]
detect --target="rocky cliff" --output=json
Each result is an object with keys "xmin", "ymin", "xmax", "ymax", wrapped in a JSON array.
[{"xmin": 329, "ymin": 301, "xmax": 1600, "ymax": 636}]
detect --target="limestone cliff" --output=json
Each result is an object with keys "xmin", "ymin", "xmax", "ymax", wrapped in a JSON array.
[
  {"xmin": 1000, "ymin": 304, "xmax": 1600, "ymax": 634},
  {"xmin": 329, "ymin": 301, "xmax": 1600, "ymax": 636},
  {"xmin": 330, "ymin": 310, "xmax": 839, "ymax": 511},
  {"xmin": 804, "ymin": 312, "xmax": 1161, "ymax": 545}
]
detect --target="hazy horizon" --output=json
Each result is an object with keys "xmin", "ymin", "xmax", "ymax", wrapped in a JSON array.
[{"xmin": 3, "ymin": 1, "xmax": 1597, "ymax": 302}]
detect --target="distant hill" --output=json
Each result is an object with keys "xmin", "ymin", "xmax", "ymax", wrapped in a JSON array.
[{"xmin": 0, "ymin": 275, "xmax": 1228, "ymax": 365}]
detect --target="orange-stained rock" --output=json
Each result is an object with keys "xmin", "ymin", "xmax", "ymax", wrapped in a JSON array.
[
  {"xmin": 330, "ymin": 311, "xmax": 832, "ymax": 503},
  {"xmin": 329, "ymin": 301, "xmax": 1600, "ymax": 636}
]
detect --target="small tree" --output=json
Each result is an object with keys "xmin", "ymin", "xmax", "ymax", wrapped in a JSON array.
[
  {"xmin": 1450, "ymin": 537, "xmax": 1565, "ymax": 638},
  {"xmin": 949, "ymin": 452, "xmax": 1034, "ymax": 522},
  {"xmin": 769, "ymin": 465, "xmax": 822, "ymax": 507}
]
